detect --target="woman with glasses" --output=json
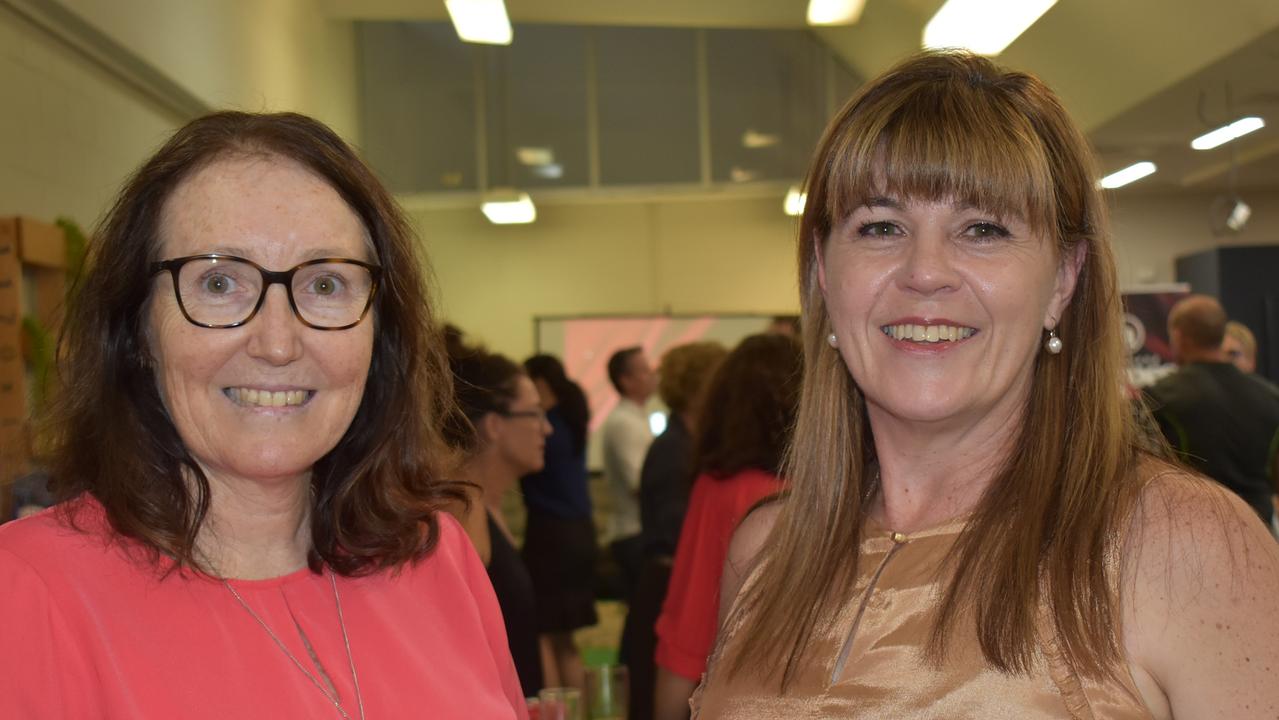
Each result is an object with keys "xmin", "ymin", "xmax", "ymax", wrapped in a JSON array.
[
  {"xmin": 0, "ymin": 112, "xmax": 526, "ymax": 718},
  {"xmin": 445, "ymin": 336, "xmax": 554, "ymax": 701}
]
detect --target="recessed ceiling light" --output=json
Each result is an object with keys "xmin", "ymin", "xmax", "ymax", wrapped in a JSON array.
[
  {"xmin": 1191, "ymin": 117, "xmax": 1265, "ymax": 150},
  {"xmin": 742, "ymin": 130, "xmax": 780, "ymax": 149},
  {"xmin": 445, "ymin": 0, "xmax": 512, "ymax": 45},
  {"xmin": 1098, "ymin": 162, "xmax": 1156, "ymax": 189},
  {"xmin": 807, "ymin": 0, "xmax": 867, "ymax": 26},
  {"xmin": 481, "ymin": 191, "xmax": 536, "ymax": 224},
  {"xmin": 923, "ymin": 0, "xmax": 1057, "ymax": 56},
  {"xmin": 516, "ymin": 147, "xmax": 555, "ymax": 166}
]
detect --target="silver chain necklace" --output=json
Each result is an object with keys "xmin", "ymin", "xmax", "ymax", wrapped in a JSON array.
[{"xmin": 222, "ymin": 569, "xmax": 367, "ymax": 720}]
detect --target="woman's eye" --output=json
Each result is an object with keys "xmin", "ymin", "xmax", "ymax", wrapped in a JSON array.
[
  {"xmin": 965, "ymin": 222, "xmax": 1011, "ymax": 240},
  {"xmin": 309, "ymin": 275, "xmax": 343, "ymax": 295},
  {"xmin": 202, "ymin": 274, "xmax": 234, "ymax": 294},
  {"xmin": 857, "ymin": 221, "xmax": 900, "ymax": 238}
]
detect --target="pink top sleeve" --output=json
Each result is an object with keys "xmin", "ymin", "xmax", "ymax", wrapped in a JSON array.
[
  {"xmin": 0, "ymin": 545, "xmax": 101, "ymax": 719},
  {"xmin": 654, "ymin": 469, "xmax": 783, "ymax": 681},
  {"xmin": 0, "ymin": 502, "xmax": 528, "ymax": 719}
]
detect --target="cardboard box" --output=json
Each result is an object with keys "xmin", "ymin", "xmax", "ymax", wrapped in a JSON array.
[{"xmin": 0, "ymin": 217, "xmax": 66, "ymax": 522}]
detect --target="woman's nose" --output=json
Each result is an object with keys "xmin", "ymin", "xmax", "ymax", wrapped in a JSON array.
[
  {"xmin": 245, "ymin": 285, "xmax": 305, "ymax": 365},
  {"xmin": 899, "ymin": 233, "xmax": 960, "ymax": 296}
]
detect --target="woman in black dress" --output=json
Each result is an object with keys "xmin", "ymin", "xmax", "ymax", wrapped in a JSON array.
[
  {"xmin": 521, "ymin": 354, "xmax": 598, "ymax": 689},
  {"xmin": 445, "ymin": 338, "xmax": 552, "ymax": 699}
]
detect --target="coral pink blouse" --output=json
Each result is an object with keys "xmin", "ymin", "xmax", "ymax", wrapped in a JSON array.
[{"xmin": 0, "ymin": 498, "xmax": 527, "ymax": 719}]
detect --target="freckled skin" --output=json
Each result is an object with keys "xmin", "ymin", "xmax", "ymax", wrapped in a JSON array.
[{"xmin": 146, "ymin": 155, "xmax": 374, "ymax": 489}]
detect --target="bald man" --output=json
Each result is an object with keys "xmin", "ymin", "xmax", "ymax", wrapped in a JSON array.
[{"xmin": 1145, "ymin": 295, "xmax": 1279, "ymax": 524}]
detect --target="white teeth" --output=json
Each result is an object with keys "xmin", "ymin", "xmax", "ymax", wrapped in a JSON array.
[
  {"xmin": 879, "ymin": 323, "xmax": 976, "ymax": 343},
  {"xmin": 226, "ymin": 388, "xmax": 310, "ymax": 408}
]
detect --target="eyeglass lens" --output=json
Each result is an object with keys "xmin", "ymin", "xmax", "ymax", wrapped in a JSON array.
[{"xmin": 175, "ymin": 257, "xmax": 374, "ymax": 328}]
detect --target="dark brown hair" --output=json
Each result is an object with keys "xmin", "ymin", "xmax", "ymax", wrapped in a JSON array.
[
  {"xmin": 723, "ymin": 50, "xmax": 1145, "ymax": 685},
  {"xmin": 695, "ymin": 334, "xmax": 801, "ymax": 479},
  {"xmin": 607, "ymin": 346, "xmax": 642, "ymax": 394},
  {"xmin": 48, "ymin": 111, "xmax": 464, "ymax": 576},
  {"xmin": 443, "ymin": 336, "xmax": 525, "ymax": 454},
  {"xmin": 523, "ymin": 354, "xmax": 589, "ymax": 455}
]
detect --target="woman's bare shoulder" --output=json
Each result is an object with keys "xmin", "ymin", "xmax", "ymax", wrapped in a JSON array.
[
  {"xmin": 718, "ymin": 497, "xmax": 784, "ymax": 627},
  {"xmin": 1122, "ymin": 460, "xmax": 1279, "ymax": 719}
]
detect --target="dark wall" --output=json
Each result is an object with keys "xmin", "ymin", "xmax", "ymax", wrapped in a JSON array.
[{"xmin": 1176, "ymin": 245, "xmax": 1279, "ymax": 381}]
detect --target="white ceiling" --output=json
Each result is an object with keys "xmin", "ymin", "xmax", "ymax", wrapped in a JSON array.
[{"xmin": 322, "ymin": 0, "xmax": 1279, "ymax": 194}]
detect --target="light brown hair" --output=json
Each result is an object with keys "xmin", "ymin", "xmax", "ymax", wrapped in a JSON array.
[
  {"xmin": 723, "ymin": 50, "xmax": 1145, "ymax": 684},
  {"xmin": 657, "ymin": 341, "xmax": 728, "ymax": 417},
  {"xmin": 48, "ymin": 111, "xmax": 464, "ymax": 576},
  {"xmin": 1169, "ymin": 294, "xmax": 1228, "ymax": 351}
]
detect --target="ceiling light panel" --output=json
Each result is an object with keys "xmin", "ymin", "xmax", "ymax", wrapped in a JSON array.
[
  {"xmin": 481, "ymin": 192, "xmax": 536, "ymax": 224},
  {"xmin": 924, "ymin": 0, "xmax": 1057, "ymax": 56},
  {"xmin": 1191, "ymin": 117, "xmax": 1265, "ymax": 150},
  {"xmin": 807, "ymin": 0, "xmax": 867, "ymax": 26},
  {"xmin": 1099, "ymin": 162, "xmax": 1156, "ymax": 189},
  {"xmin": 445, "ymin": 0, "xmax": 513, "ymax": 45}
]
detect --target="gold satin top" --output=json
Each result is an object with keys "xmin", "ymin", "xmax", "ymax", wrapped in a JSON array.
[{"xmin": 692, "ymin": 516, "xmax": 1153, "ymax": 720}]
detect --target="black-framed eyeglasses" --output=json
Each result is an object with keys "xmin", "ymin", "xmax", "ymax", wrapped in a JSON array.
[
  {"xmin": 150, "ymin": 254, "xmax": 382, "ymax": 330},
  {"xmin": 499, "ymin": 408, "xmax": 549, "ymax": 424}
]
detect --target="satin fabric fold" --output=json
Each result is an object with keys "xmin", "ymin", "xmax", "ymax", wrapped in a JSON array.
[{"xmin": 693, "ymin": 517, "xmax": 1152, "ymax": 719}]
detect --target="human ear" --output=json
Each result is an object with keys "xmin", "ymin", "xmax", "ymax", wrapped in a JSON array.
[
  {"xmin": 479, "ymin": 412, "xmax": 502, "ymax": 444},
  {"xmin": 1046, "ymin": 241, "xmax": 1086, "ymax": 328}
]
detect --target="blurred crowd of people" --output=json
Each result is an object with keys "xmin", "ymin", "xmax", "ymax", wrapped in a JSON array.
[
  {"xmin": 445, "ymin": 295, "xmax": 1279, "ymax": 718},
  {"xmin": 437, "ymin": 321, "xmax": 804, "ymax": 717}
]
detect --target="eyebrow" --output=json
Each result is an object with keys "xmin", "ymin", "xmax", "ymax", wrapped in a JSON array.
[
  {"xmin": 200, "ymin": 246, "xmax": 371, "ymax": 263},
  {"xmin": 863, "ymin": 196, "xmax": 903, "ymax": 210}
]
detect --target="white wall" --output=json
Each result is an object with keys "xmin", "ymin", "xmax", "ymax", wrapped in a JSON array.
[
  {"xmin": 58, "ymin": 0, "xmax": 359, "ymax": 141},
  {"xmin": 415, "ymin": 188, "xmax": 1279, "ymax": 362},
  {"xmin": 0, "ymin": 0, "xmax": 358, "ymax": 232},
  {"xmin": 414, "ymin": 195, "xmax": 802, "ymax": 361},
  {"xmin": 1110, "ymin": 188, "xmax": 1279, "ymax": 288},
  {"xmin": 0, "ymin": 5, "xmax": 175, "ymax": 226}
]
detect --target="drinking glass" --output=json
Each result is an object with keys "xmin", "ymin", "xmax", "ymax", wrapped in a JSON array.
[
  {"xmin": 585, "ymin": 664, "xmax": 629, "ymax": 720},
  {"xmin": 539, "ymin": 687, "xmax": 583, "ymax": 720}
]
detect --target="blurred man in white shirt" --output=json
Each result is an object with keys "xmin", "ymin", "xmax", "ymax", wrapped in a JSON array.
[{"xmin": 602, "ymin": 346, "xmax": 656, "ymax": 602}]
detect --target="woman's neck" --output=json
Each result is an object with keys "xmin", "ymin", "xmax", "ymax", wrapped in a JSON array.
[
  {"xmin": 867, "ymin": 394, "xmax": 1025, "ymax": 534},
  {"xmin": 194, "ymin": 470, "xmax": 313, "ymax": 580},
  {"xmin": 456, "ymin": 452, "xmax": 518, "ymax": 514}
]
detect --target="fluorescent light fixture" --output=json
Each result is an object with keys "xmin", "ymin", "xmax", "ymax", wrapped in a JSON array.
[
  {"xmin": 924, "ymin": 0, "xmax": 1057, "ymax": 56},
  {"xmin": 807, "ymin": 0, "xmax": 867, "ymax": 25},
  {"xmin": 1098, "ymin": 162, "xmax": 1156, "ymax": 189},
  {"xmin": 784, "ymin": 186, "xmax": 807, "ymax": 216},
  {"xmin": 445, "ymin": 0, "xmax": 512, "ymax": 45},
  {"xmin": 481, "ymin": 191, "xmax": 536, "ymax": 224},
  {"xmin": 1191, "ymin": 116, "xmax": 1265, "ymax": 150}
]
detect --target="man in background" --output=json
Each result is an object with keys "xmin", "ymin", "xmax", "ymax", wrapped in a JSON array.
[
  {"xmin": 602, "ymin": 346, "xmax": 656, "ymax": 603},
  {"xmin": 1145, "ymin": 295, "xmax": 1279, "ymax": 525},
  {"xmin": 1223, "ymin": 320, "xmax": 1258, "ymax": 374}
]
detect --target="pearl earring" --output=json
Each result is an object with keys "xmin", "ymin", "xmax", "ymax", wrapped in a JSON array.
[
  {"xmin": 1044, "ymin": 328, "xmax": 1063, "ymax": 354},
  {"xmin": 827, "ymin": 333, "xmax": 838, "ymax": 347}
]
